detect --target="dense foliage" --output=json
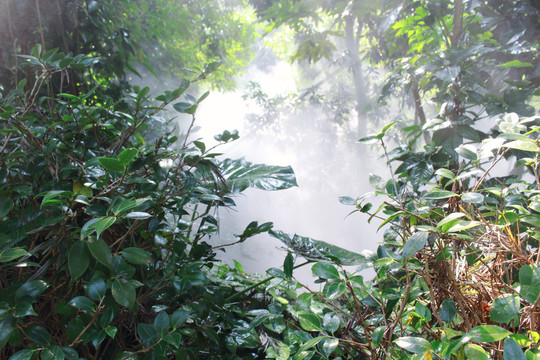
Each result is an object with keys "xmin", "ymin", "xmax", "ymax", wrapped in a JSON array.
[{"xmin": 3, "ymin": 0, "xmax": 540, "ymax": 359}]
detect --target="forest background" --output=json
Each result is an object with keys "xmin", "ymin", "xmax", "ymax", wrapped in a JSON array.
[{"xmin": 2, "ymin": 0, "xmax": 540, "ymax": 359}]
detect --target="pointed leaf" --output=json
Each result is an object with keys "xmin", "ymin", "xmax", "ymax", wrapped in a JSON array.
[
  {"xmin": 312, "ymin": 262, "xmax": 340, "ymax": 280},
  {"xmin": 504, "ymin": 337, "xmax": 526, "ymax": 360},
  {"xmin": 298, "ymin": 313, "xmax": 321, "ymax": 331},
  {"xmin": 394, "ymin": 336, "xmax": 429, "ymax": 354},
  {"xmin": 112, "ymin": 279, "xmax": 136, "ymax": 309},
  {"xmin": 465, "ymin": 325, "xmax": 510, "ymax": 343},
  {"xmin": 118, "ymin": 148, "xmax": 138, "ymax": 165},
  {"xmin": 402, "ymin": 232, "xmax": 428, "ymax": 259},
  {"xmin": 99, "ymin": 158, "xmax": 125, "ymax": 172},
  {"xmin": 68, "ymin": 242, "xmax": 89, "ymax": 280},
  {"xmin": 121, "ymin": 247, "xmax": 152, "ymax": 265},
  {"xmin": 491, "ymin": 294, "xmax": 520, "ymax": 324},
  {"xmin": 87, "ymin": 238, "xmax": 113, "ymax": 269}
]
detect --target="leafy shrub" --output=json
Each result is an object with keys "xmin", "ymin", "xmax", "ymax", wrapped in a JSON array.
[{"xmin": 0, "ymin": 47, "xmax": 297, "ymax": 359}]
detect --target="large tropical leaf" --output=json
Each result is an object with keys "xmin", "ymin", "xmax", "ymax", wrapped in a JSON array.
[
  {"xmin": 270, "ymin": 230, "xmax": 370, "ymax": 266},
  {"xmin": 219, "ymin": 158, "xmax": 298, "ymax": 193}
]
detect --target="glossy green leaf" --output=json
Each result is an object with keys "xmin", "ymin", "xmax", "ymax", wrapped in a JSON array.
[
  {"xmin": 439, "ymin": 299, "xmax": 457, "ymax": 323},
  {"xmin": 26, "ymin": 325, "xmax": 51, "ymax": 345},
  {"xmin": 298, "ymin": 313, "xmax": 321, "ymax": 331},
  {"xmin": 121, "ymin": 247, "xmax": 152, "ymax": 265},
  {"xmin": 422, "ymin": 190, "xmax": 459, "ymax": 200},
  {"xmin": 118, "ymin": 148, "xmax": 138, "ymax": 165},
  {"xmin": 0, "ymin": 247, "xmax": 29, "ymax": 263},
  {"xmin": 16, "ymin": 280, "xmax": 49, "ymax": 300},
  {"xmin": 85, "ymin": 276, "xmax": 106, "ymax": 300},
  {"xmin": 525, "ymin": 348, "xmax": 540, "ymax": 360},
  {"xmin": 0, "ymin": 198, "xmax": 14, "ymax": 218},
  {"xmin": 164, "ymin": 332, "xmax": 182, "ymax": 348},
  {"xmin": 219, "ymin": 158, "xmax": 297, "ymax": 193},
  {"xmin": 270, "ymin": 230, "xmax": 368, "ymax": 265},
  {"xmin": 8, "ymin": 349, "xmax": 35, "ymax": 360},
  {"xmin": 323, "ymin": 281, "xmax": 346, "ymax": 300},
  {"xmin": 0, "ymin": 314, "xmax": 15, "ymax": 350},
  {"xmin": 94, "ymin": 217, "xmax": 116, "ymax": 238},
  {"xmin": 137, "ymin": 323, "xmax": 157, "ymax": 346},
  {"xmin": 465, "ymin": 325, "xmax": 510, "ymax": 343},
  {"xmin": 464, "ymin": 344, "xmax": 489, "ymax": 360},
  {"xmin": 104, "ymin": 326, "xmax": 117, "ymax": 339},
  {"xmin": 322, "ymin": 338, "xmax": 339, "ymax": 356},
  {"xmin": 41, "ymin": 345, "xmax": 65, "ymax": 360},
  {"xmin": 402, "ymin": 232, "xmax": 428, "ymax": 259},
  {"xmin": 283, "ymin": 252, "xmax": 293, "ymax": 278},
  {"xmin": 491, "ymin": 294, "xmax": 520, "ymax": 324},
  {"xmin": 171, "ymin": 309, "xmax": 190, "ymax": 329},
  {"xmin": 519, "ymin": 265, "xmax": 540, "ymax": 304},
  {"xmin": 154, "ymin": 311, "xmax": 170, "ymax": 335},
  {"xmin": 87, "ymin": 238, "xmax": 113, "ymax": 269},
  {"xmin": 125, "ymin": 212, "xmax": 151, "ymax": 220},
  {"xmin": 312, "ymin": 262, "xmax": 340, "ymax": 280},
  {"xmin": 394, "ymin": 336, "xmax": 429, "ymax": 354},
  {"xmin": 99, "ymin": 157, "xmax": 125, "ymax": 172},
  {"xmin": 112, "ymin": 279, "xmax": 136, "ymax": 309},
  {"xmin": 461, "ymin": 192, "xmax": 484, "ymax": 204},
  {"xmin": 504, "ymin": 337, "xmax": 526, "ymax": 360},
  {"xmin": 68, "ymin": 242, "xmax": 89, "ymax": 280},
  {"xmin": 298, "ymin": 336, "xmax": 325, "ymax": 352},
  {"xmin": 68, "ymin": 296, "xmax": 95, "ymax": 313}
]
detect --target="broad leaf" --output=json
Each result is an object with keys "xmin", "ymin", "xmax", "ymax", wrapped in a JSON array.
[
  {"xmin": 311, "ymin": 262, "xmax": 340, "ymax": 280},
  {"xmin": 121, "ymin": 247, "xmax": 152, "ymax": 265},
  {"xmin": 504, "ymin": 337, "xmax": 526, "ymax": 360},
  {"xmin": 99, "ymin": 157, "xmax": 125, "ymax": 172},
  {"xmin": 298, "ymin": 313, "xmax": 321, "ymax": 331},
  {"xmin": 112, "ymin": 279, "xmax": 136, "ymax": 309},
  {"xmin": 491, "ymin": 294, "xmax": 520, "ymax": 324},
  {"xmin": 219, "ymin": 158, "xmax": 297, "ymax": 193},
  {"xmin": 87, "ymin": 238, "xmax": 113, "ymax": 269},
  {"xmin": 394, "ymin": 336, "xmax": 429, "ymax": 354},
  {"xmin": 402, "ymin": 232, "xmax": 428, "ymax": 259},
  {"xmin": 465, "ymin": 325, "xmax": 510, "ymax": 343}
]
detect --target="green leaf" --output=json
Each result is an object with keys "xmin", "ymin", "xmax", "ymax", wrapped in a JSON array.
[
  {"xmin": 137, "ymin": 323, "xmax": 157, "ymax": 346},
  {"xmin": 504, "ymin": 140, "xmax": 540, "ymax": 152},
  {"xmin": 104, "ymin": 326, "xmax": 117, "ymax": 339},
  {"xmin": 298, "ymin": 336, "xmax": 325, "ymax": 352},
  {"xmin": 464, "ymin": 344, "xmax": 489, "ymax": 360},
  {"xmin": 0, "ymin": 248, "xmax": 29, "ymax": 263},
  {"xmin": 112, "ymin": 279, "xmax": 136, "ymax": 309},
  {"xmin": 394, "ymin": 336, "xmax": 429, "ymax": 354},
  {"xmin": 118, "ymin": 148, "xmax": 138, "ymax": 165},
  {"xmin": 298, "ymin": 313, "xmax": 321, "ymax": 331},
  {"xmin": 26, "ymin": 325, "xmax": 51, "ymax": 345},
  {"xmin": 499, "ymin": 60, "xmax": 533, "ymax": 69},
  {"xmin": 402, "ymin": 232, "xmax": 428, "ymax": 259},
  {"xmin": 0, "ymin": 198, "xmax": 14, "ymax": 218},
  {"xmin": 164, "ymin": 332, "xmax": 182, "ymax": 348},
  {"xmin": 68, "ymin": 242, "xmax": 89, "ymax": 280},
  {"xmin": 439, "ymin": 299, "xmax": 457, "ymax": 323},
  {"xmin": 491, "ymin": 294, "xmax": 520, "ymax": 324},
  {"xmin": 322, "ymin": 338, "xmax": 339, "ymax": 356},
  {"xmin": 456, "ymin": 144, "xmax": 478, "ymax": 160},
  {"xmin": 435, "ymin": 169, "xmax": 456, "ymax": 181},
  {"xmin": 323, "ymin": 281, "xmax": 346, "ymax": 300},
  {"xmin": 0, "ymin": 314, "xmax": 15, "ymax": 350},
  {"xmin": 283, "ymin": 252, "xmax": 293, "ymax": 278},
  {"xmin": 99, "ymin": 157, "xmax": 125, "ymax": 172},
  {"xmin": 171, "ymin": 309, "xmax": 190, "ymax": 329},
  {"xmin": 311, "ymin": 262, "xmax": 340, "ymax": 280},
  {"xmin": 465, "ymin": 325, "xmax": 510, "ymax": 343},
  {"xmin": 68, "ymin": 296, "xmax": 95, "ymax": 313},
  {"xmin": 520, "ymin": 265, "xmax": 540, "ymax": 304},
  {"xmin": 85, "ymin": 275, "xmax": 106, "ymax": 300},
  {"xmin": 525, "ymin": 348, "xmax": 540, "ymax": 360},
  {"xmin": 204, "ymin": 328, "xmax": 220, "ymax": 345},
  {"xmin": 87, "ymin": 238, "xmax": 113, "ymax": 269},
  {"xmin": 8, "ymin": 349, "xmax": 35, "ymax": 360},
  {"xmin": 422, "ymin": 190, "xmax": 459, "ymax": 200},
  {"xmin": 270, "ymin": 230, "xmax": 368, "ymax": 266},
  {"xmin": 461, "ymin": 192, "xmax": 484, "ymax": 204},
  {"xmin": 154, "ymin": 311, "xmax": 170, "ymax": 335},
  {"xmin": 125, "ymin": 212, "xmax": 151, "ymax": 220},
  {"xmin": 121, "ymin": 247, "xmax": 152, "ymax": 265},
  {"xmin": 94, "ymin": 217, "xmax": 116, "ymax": 238},
  {"xmin": 16, "ymin": 280, "xmax": 49, "ymax": 300},
  {"xmin": 219, "ymin": 158, "xmax": 297, "ymax": 193},
  {"xmin": 41, "ymin": 345, "xmax": 65, "ymax": 360},
  {"xmin": 504, "ymin": 337, "xmax": 526, "ymax": 360}
]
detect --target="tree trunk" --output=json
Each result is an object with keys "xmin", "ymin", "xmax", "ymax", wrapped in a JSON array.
[{"xmin": 345, "ymin": 13, "xmax": 367, "ymax": 138}]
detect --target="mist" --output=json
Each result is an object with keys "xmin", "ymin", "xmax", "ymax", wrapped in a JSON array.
[{"xmin": 194, "ymin": 54, "xmax": 386, "ymax": 282}]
